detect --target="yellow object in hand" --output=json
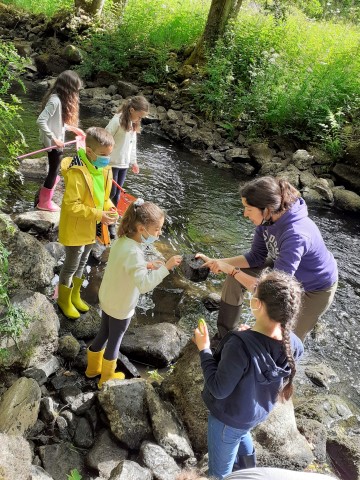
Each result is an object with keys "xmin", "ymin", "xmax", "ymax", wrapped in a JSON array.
[{"xmin": 198, "ymin": 318, "xmax": 207, "ymax": 334}]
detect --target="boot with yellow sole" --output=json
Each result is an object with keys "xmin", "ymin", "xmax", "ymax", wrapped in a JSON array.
[{"xmin": 98, "ymin": 358, "xmax": 125, "ymax": 389}]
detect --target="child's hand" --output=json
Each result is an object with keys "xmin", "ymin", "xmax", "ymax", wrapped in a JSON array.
[
  {"xmin": 107, "ymin": 208, "xmax": 119, "ymax": 221},
  {"xmin": 101, "ymin": 211, "xmax": 117, "ymax": 225},
  {"xmin": 165, "ymin": 255, "xmax": 182, "ymax": 271},
  {"xmin": 193, "ymin": 322, "xmax": 210, "ymax": 351},
  {"xmin": 53, "ymin": 138, "xmax": 65, "ymax": 148},
  {"xmin": 132, "ymin": 164, "xmax": 140, "ymax": 174},
  {"xmin": 68, "ymin": 126, "xmax": 86, "ymax": 138},
  {"xmin": 147, "ymin": 260, "xmax": 165, "ymax": 270}
]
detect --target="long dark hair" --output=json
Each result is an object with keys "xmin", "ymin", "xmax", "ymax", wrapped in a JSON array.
[
  {"xmin": 118, "ymin": 200, "xmax": 164, "ymax": 237},
  {"xmin": 41, "ymin": 70, "xmax": 82, "ymax": 126},
  {"xmin": 255, "ymin": 270, "xmax": 303, "ymax": 401},
  {"xmin": 240, "ymin": 176, "xmax": 300, "ymax": 214},
  {"xmin": 118, "ymin": 95, "xmax": 149, "ymax": 133}
]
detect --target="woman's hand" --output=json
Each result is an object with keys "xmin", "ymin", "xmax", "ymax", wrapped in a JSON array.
[
  {"xmin": 193, "ymin": 322, "xmax": 210, "ymax": 351},
  {"xmin": 195, "ymin": 252, "xmax": 211, "ymax": 263},
  {"xmin": 132, "ymin": 164, "xmax": 140, "ymax": 174},
  {"xmin": 202, "ymin": 258, "xmax": 233, "ymax": 275},
  {"xmin": 165, "ymin": 255, "xmax": 182, "ymax": 271}
]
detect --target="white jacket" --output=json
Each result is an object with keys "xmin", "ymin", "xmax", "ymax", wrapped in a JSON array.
[
  {"xmin": 36, "ymin": 94, "xmax": 66, "ymax": 148},
  {"xmin": 99, "ymin": 236, "xmax": 169, "ymax": 319},
  {"xmin": 105, "ymin": 114, "xmax": 137, "ymax": 168}
]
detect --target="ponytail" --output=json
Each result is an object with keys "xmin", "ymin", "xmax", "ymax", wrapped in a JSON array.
[
  {"xmin": 118, "ymin": 95, "xmax": 149, "ymax": 133},
  {"xmin": 118, "ymin": 200, "xmax": 164, "ymax": 237},
  {"xmin": 240, "ymin": 176, "xmax": 300, "ymax": 214}
]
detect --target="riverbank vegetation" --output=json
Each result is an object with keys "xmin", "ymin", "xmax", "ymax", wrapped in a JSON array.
[{"xmin": 2, "ymin": 0, "xmax": 360, "ymax": 155}]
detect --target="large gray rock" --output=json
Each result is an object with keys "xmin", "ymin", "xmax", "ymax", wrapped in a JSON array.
[
  {"xmin": 0, "ymin": 213, "xmax": 56, "ymax": 293},
  {"xmin": 13, "ymin": 210, "xmax": 60, "ymax": 236},
  {"xmin": 292, "ymin": 149, "xmax": 314, "ymax": 170},
  {"xmin": 121, "ymin": 322, "xmax": 188, "ymax": 368},
  {"xmin": 252, "ymin": 401, "xmax": 314, "ymax": 469},
  {"xmin": 146, "ymin": 383, "xmax": 194, "ymax": 460},
  {"xmin": 109, "ymin": 460, "xmax": 152, "ymax": 480},
  {"xmin": 161, "ymin": 342, "xmax": 208, "ymax": 454},
  {"xmin": 98, "ymin": 378, "xmax": 152, "ymax": 449},
  {"xmin": 86, "ymin": 429, "xmax": 128, "ymax": 479},
  {"xmin": 0, "ymin": 433, "xmax": 32, "ymax": 480},
  {"xmin": 59, "ymin": 386, "xmax": 96, "ymax": 415},
  {"xmin": 332, "ymin": 187, "xmax": 360, "ymax": 212},
  {"xmin": 0, "ymin": 377, "xmax": 41, "ymax": 435},
  {"xmin": 140, "ymin": 441, "xmax": 181, "ymax": 480},
  {"xmin": 59, "ymin": 307, "xmax": 102, "ymax": 340},
  {"xmin": 0, "ymin": 290, "xmax": 59, "ymax": 368},
  {"xmin": 38, "ymin": 443, "xmax": 84, "ymax": 480},
  {"xmin": 19, "ymin": 156, "xmax": 48, "ymax": 179},
  {"xmin": 333, "ymin": 163, "xmax": 360, "ymax": 194},
  {"xmin": 248, "ymin": 143, "xmax": 273, "ymax": 166},
  {"xmin": 117, "ymin": 80, "xmax": 139, "ymax": 98}
]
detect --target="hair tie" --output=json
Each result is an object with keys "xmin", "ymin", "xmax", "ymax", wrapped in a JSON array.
[{"xmin": 134, "ymin": 198, "xmax": 144, "ymax": 208}]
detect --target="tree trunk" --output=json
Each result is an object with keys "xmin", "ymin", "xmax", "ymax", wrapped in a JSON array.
[
  {"xmin": 74, "ymin": 0, "xmax": 106, "ymax": 16},
  {"xmin": 186, "ymin": 0, "xmax": 243, "ymax": 65}
]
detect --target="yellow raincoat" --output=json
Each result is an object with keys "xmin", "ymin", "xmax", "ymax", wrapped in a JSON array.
[{"xmin": 58, "ymin": 156, "xmax": 114, "ymax": 246}]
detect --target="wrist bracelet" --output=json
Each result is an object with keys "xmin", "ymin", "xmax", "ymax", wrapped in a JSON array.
[{"xmin": 231, "ymin": 267, "xmax": 241, "ymax": 277}]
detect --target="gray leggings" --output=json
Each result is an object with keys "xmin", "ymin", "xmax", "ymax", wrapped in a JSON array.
[
  {"xmin": 59, "ymin": 244, "xmax": 93, "ymax": 287},
  {"xmin": 90, "ymin": 311, "xmax": 131, "ymax": 361}
]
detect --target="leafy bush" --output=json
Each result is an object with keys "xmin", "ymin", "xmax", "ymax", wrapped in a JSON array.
[
  {"xmin": 0, "ymin": 43, "xmax": 27, "ymax": 176},
  {"xmin": 195, "ymin": 7, "xmax": 360, "ymax": 143},
  {"xmin": 0, "ymin": 240, "xmax": 32, "ymax": 363}
]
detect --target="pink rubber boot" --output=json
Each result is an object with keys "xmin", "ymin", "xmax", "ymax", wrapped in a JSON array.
[{"xmin": 37, "ymin": 186, "xmax": 60, "ymax": 212}]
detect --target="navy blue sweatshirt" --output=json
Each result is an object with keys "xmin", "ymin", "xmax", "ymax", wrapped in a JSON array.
[{"xmin": 200, "ymin": 330, "xmax": 303, "ymax": 430}]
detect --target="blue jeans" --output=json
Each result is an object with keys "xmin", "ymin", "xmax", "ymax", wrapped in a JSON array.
[{"xmin": 208, "ymin": 414, "xmax": 253, "ymax": 479}]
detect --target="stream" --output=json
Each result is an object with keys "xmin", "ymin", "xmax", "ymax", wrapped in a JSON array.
[{"xmin": 2, "ymin": 81, "xmax": 360, "ymax": 413}]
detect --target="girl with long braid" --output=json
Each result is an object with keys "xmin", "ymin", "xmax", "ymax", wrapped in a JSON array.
[{"xmin": 193, "ymin": 270, "xmax": 304, "ymax": 480}]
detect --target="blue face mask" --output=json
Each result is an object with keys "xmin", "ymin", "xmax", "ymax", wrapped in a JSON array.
[
  {"xmin": 141, "ymin": 228, "xmax": 159, "ymax": 245},
  {"xmin": 93, "ymin": 155, "xmax": 110, "ymax": 168}
]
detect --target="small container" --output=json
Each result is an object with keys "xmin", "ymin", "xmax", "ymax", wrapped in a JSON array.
[{"xmin": 181, "ymin": 254, "xmax": 210, "ymax": 282}]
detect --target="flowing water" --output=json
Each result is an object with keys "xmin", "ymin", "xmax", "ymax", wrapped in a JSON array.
[{"xmin": 3, "ymin": 82, "xmax": 360, "ymax": 417}]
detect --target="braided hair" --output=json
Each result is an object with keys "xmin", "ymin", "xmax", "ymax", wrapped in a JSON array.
[
  {"xmin": 255, "ymin": 270, "xmax": 303, "ymax": 401},
  {"xmin": 118, "ymin": 200, "xmax": 165, "ymax": 238}
]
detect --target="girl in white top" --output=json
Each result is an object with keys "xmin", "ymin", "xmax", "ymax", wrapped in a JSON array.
[
  {"xmin": 85, "ymin": 198, "xmax": 182, "ymax": 388},
  {"xmin": 105, "ymin": 95, "xmax": 149, "ymax": 238},
  {"xmin": 36, "ymin": 70, "xmax": 85, "ymax": 212}
]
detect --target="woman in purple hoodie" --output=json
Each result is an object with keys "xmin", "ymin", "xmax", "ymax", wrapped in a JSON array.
[{"xmin": 197, "ymin": 176, "xmax": 338, "ymax": 341}]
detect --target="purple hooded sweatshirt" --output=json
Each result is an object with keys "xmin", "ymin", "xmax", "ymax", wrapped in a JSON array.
[{"xmin": 244, "ymin": 198, "xmax": 338, "ymax": 292}]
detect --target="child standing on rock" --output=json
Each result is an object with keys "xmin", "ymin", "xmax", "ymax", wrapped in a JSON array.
[
  {"xmin": 36, "ymin": 70, "xmax": 85, "ymax": 212},
  {"xmin": 193, "ymin": 270, "xmax": 304, "ymax": 479},
  {"xmin": 105, "ymin": 95, "xmax": 149, "ymax": 238},
  {"xmin": 57, "ymin": 127, "xmax": 117, "ymax": 320},
  {"xmin": 85, "ymin": 199, "xmax": 182, "ymax": 388}
]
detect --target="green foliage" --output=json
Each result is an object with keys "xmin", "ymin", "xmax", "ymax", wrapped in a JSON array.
[
  {"xmin": 147, "ymin": 368, "xmax": 164, "ymax": 382},
  {"xmin": 66, "ymin": 469, "xmax": 82, "ymax": 480},
  {"xmin": 78, "ymin": 0, "xmax": 207, "ymax": 81},
  {"xmin": 0, "ymin": 240, "xmax": 32, "ymax": 360},
  {"xmin": 318, "ymin": 109, "xmax": 348, "ymax": 159},
  {"xmin": 2, "ymin": 0, "xmax": 72, "ymax": 16},
  {"xmin": 0, "ymin": 42, "xmax": 27, "ymax": 177},
  {"xmin": 195, "ymin": 7, "xmax": 360, "ymax": 142}
]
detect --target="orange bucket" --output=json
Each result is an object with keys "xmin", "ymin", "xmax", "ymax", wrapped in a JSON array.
[{"xmin": 112, "ymin": 180, "xmax": 136, "ymax": 216}]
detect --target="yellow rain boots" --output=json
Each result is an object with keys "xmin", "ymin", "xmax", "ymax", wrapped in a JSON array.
[
  {"xmin": 98, "ymin": 358, "xmax": 125, "ymax": 389},
  {"xmin": 57, "ymin": 284, "xmax": 80, "ymax": 320},
  {"xmin": 85, "ymin": 348, "xmax": 105, "ymax": 378},
  {"xmin": 71, "ymin": 277, "xmax": 89, "ymax": 313}
]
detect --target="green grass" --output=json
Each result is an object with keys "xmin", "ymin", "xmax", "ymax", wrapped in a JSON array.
[{"xmin": 1, "ymin": 0, "xmax": 72, "ymax": 16}]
